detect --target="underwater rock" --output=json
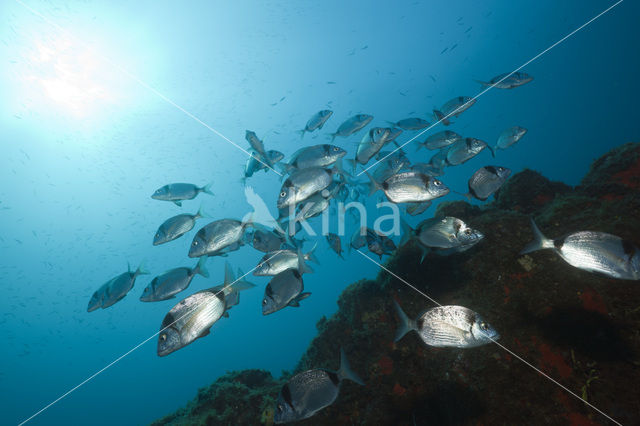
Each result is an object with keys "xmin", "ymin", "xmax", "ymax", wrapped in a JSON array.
[{"xmin": 153, "ymin": 143, "xmax": 640, "ymax": 425}]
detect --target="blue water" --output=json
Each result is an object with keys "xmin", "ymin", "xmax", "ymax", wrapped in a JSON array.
[{"xmin": 1, "ymin": 1, "xmax": 638, "ymax": 424}]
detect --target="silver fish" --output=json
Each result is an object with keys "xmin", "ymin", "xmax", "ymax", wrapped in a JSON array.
[
  {"xmin": 387, "ymin": 117, "xmax": 430, "ymax": 130},
  {"xmin": 157, "ymin": 263, "xmax": 255, "ymax": 356},
  {"xmin": 153, "ymin": 207, "xmax": 204, "ymax": 246},
  {"xmin": 490, "ymin": 126, "xmax": 527, "ymax": 156},
  {"xmin": 521, "ymin": 219, "xmax": 640, "ymax": 280},
  {"xmin": 433, "ymin": 96, "xmax": 476, "ymax": 125},
  {"xmin": 394, "ymin": 301, "xmax": 499, "ymax": 348},
  {"xmin": 280, "ymin": 144, "xmax": 346, "ymax": 174},
  {"xmin": 88, "ymin": 264, "xmax": 148, "ymax": 311},
  {"xmin": 401, "ymin": 217, "xmax": 484, "ymax": 261},
  {"xmin": 464, "ymin": 166, "xmax": 511, "ymax": 201},
  {"xmin": 329, "ymin": 114, "xmax": 373, "ymax": 141},
  {"xmin": 189, "ymin": 219, "xmax": 251, "ymax": 258},
  {"xmin": 299, "ymin": 110, "xmax": 333, "ymax": 138},
  {"xmin": 367, "ymin": 171, "xmax": 449, "ymax": 203},
  {"xmin": 245, "ymin": 130, "xmax": 269, "ymax": 160},
  {"xmin": 151, "ymin": 183, "xmax": 213, "ymax": 206},
  {"xmin": 476, "ymin": 71, "xmax": 533, "ymax": 89},
  {"xmin": 140, "ymin": 258, "xmax": 209, "ymax": 302},
  {"xmin": 347, "ymin": 127, "xmax": 393, "ymax": 171},
  {"xmin": 277, "ymin": 166, "xmax": 340, "ymax": 209},
  {"xmin": 244, "ymin": 150, "xmax": 285, "ymax": 179},
  {"xmin": 326, "ymin": 233, "xmax": 344, "ymax": 259},
  {"xmin": 366, "ymin": 228, "xmax": 396, "ymax": 259},
  {"xmin": 418, "ymin": 130, "xmax": 462, "ymax": 150},
  {"xmin": 254, "ymin": 246, "xmax": 317, "ymax": 276},
  {"xmin": 349, "ymin": 227, "xmax": 368, "ymax": 252},
  {"xmin": 251, "ymin": 228, "xmax": 286, "ymax": 252},
  {"xmin": 446, "ymin": 138, "xmax": 487, "ymax": 165},
  {"xmin": 262, "ymin": 269, "xmax": 310, "ymax": 315},
  {"xmin": 373, "ymin": 150, "xmax": 411, "ymax": 182},
  {"xmin": 274, "ymin": 349, "xmax": 364, "ymax": 423}
]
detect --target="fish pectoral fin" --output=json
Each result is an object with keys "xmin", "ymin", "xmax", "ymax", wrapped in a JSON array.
[
  {"xmin": 222, "ymin": 311, "xmax": 230, "ymax": 318},
  {"xmin": 199, "ymin": 327, "xmax": 212, "ymax": 338},
  {"xmin": 288, "ymin": 292, "xmax": 312, "ymax": 307},
  {"xmin": 173, "ymin": 201, "xmax": 182, "ymax": 207}
]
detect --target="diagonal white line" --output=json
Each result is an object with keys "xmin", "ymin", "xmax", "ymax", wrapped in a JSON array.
[
  {"xmin": 355, "ymin": 249, "xmax": 622, "ymax": 426},
  {"xmin": 18, "ymin": 255, "xmax": 275, "ymax": 426},
  {"xmin": 13, "ymin": 0, "xmax": 283, "ymax": 176},
  {"xmin": 357, "ymin": 0, "xmax": 624, "ymax": 176}
]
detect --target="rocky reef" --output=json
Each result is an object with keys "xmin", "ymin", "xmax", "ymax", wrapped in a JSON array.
[{"xmin": 152, "ymin": 143, "xmax": 640, "ymax": 425}]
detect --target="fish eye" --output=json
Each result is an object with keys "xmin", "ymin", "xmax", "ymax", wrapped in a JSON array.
[
  {"xmin": 498, "ymin": 167, "xmax": 504, "ymax": 172},
  {"xmin": 262, "ymin": 299, "xmax": 267, "ymax": 305},
  {"xmin": 434, "ymin": 180, "xmax": 441, "ymax": 186},
  {"xmin": 480, "ymin": 322, "xmax": 488, "ymax": 331},
  {"xmin": 277, "ymin": 404, "xmax": 283, "ymax": 412},
  {"xmin": 280, "ymin": 191, "xmax": 287, "ymax": 198},
  {"xmin": 333, "ymin": 146, "xmax": 339, "ymax": 151},
  {"xmin": 193, "ymin": 241, "xmax": 198, "ymax": 246},
  {"xmin": 160, "ymin": 334, "xmax": 167, "ymax": 341},
  {"xmin": 465, "ymin": 229, "xmax": 471, "ymax": 235}
]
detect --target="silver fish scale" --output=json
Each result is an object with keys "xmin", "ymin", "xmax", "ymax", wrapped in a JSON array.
[
  {"xmin": 468, "ymin": 168, "xmax": 503, "ymax": 200},
  {"xmin": 162, "ymin": 215, "xmax": 196, "ymax": 238},
  {"xmin": 269, "ymin": 271, "xmax": 303, "ymax": 305},
  {"xmin": 103, "ymin": 273, "xmax": 134, "ymax": 307},
  {"xmin": 166, "ymin": 290, "xmax": 225, "ymax": 345},
  {"xmin": 424, "ymin": 130, "xmax": 462, "ymax": 150},
  {"xmin": 257, "ymin": 250, "xmax": 300, "ymax": 276},
  {"xmin": 199, "ymin": 220, "xmax": 244, "ymax": 253},
  {"xmin": 287, "ymin": 370, "xmax": 338, "ymax": 416},
  {"xmin": 150, "ymin": 268, "xmax": 192, "ymax": 300},
  {"xmin": 418, "ymin": 306, "xmax": 477, "ymax": 347},
  {"xmin": 383, "ymin": 172, "xmax": 438, "ymax": 203},
  {"xmin": 558, "ymin": 232, "xmax": 636, "ymax": 278}
]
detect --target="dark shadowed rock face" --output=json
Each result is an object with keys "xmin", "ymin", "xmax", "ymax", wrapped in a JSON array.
[{"xmin": 153, "ymin": 143, "xmax": 640, "ymax": 426}]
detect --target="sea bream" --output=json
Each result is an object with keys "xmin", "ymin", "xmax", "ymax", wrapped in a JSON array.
[
  {"xmin": 394, "ymin": 300, "xmax": 499, "ymax": 348},
  {"xmin": 445, "ymin": 138, "xmax": 487, "ymax": 166},
  {"xmin": 365, "ymin": 228, "xmax": 397, "ymax": 259},
  {"xmin": 251, "ymin": 228, "xmax": 286, "ymax": 252},
  {"xmin": 153, "ymin": 207, "xmax": 205, "ymax": 246},
  {"xmin": 387, "ymin": 117, "xmax": 430, "ymax": 130},
  {"xmin": 476, "ymin": 71, "xmax": 533, "ymax": 89},
  {"xmin": 277, "ymin": 166, "xmax": 343, "ymax": 209},
  {"xmin": 254, "ymin": 245, "xmax": 317, "ymax": 276},
  {"xmin": 462, "ymin": 166, "xmax": 511, "ymax": 201},
  {"xmin": 521, "ymin": 218, "xmax": 640, "ymax": 280},
  {"xmin": 279, "ymin": 144, "xmax": 346, "ymax": 174},
  {"xmin": 88, "ymin": 263, "xmax": 148, "ymax": 312},
  {"xmin": 329, "ymin": 114, "xmax": 373, "ymax": 141},
  {"xmin": 151, "ymin": 183, "xmax": 213, "ymax": 206},
  {"xmin": 401, "ymin": 217, "xmax": 484, "ymax": 261},
  {"xmin": 244, "ymin": 150, "xmax": 285, "ymax": 181},
  {"xmin": 417, "ymin": 130, "xmax": 462, "ymax": 150},
  {"xmin": 366, "ymin": 171, "xmax": 449, "ymax": 203},
  {"xmin": 433, "ymin": 96, "xmax": 476, "ymax": 125},
  {"xmin": 347, "ymin": 127, "xmax": 393, "ymax": 172},
  {"xmin": 245, "ymin": 130, "xmax": 272, "ymax": 168},
  {"xmin": 140, "ymin": 258, "xmax": 209, "ymax": 302},
  {"xmin": 299, "ymin": 110, "xmax": 333, "ymax": 138},
  {"xmin": 189, "ymin": 218, "xmax": 252, "ymax": 258},
  {"xmin": 273, "ymin": 348, "xmax": 364, "ymax": 424},
  {"xmin": 489, "ymin": 126, "xmax": 528, "ymax": 157},
  {"xmin": 326, "ymin": 233, "xmax": 344, "ymax": 259},
  {"xmin": 405, "ymin": 201, "xmax": 431, "ymax": 216},
  {"xmin": 157, "ymin": 262, "xmax": 255, "ymax": 356},
  {"xmin": 372, "ymin": 150, "xmax": 411, "ymax": 182},
  {"xmin": 262, "ymin": 269, "xmax": 311, "ymax": 315}
]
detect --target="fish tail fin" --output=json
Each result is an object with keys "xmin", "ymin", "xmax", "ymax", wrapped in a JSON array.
[
  {"xmin": 135, "ymin": 261, "xmax": 149, "ymax": 276},
  {"xmin": 233, "ymin": 267, "xmax": 256, "ymax": 291},
  {"xmin": 364, "ymin": 171, "xmax": 381, "ymax": 196},
  {"xmin": 345, "ymin": 158, "xmax": 357, "ymax": 175},
  {"xmin": 297, "ymin": 247, "xmax": 314, "ymax": 274},
  {"xmin": 338, "ymin": 348, "xmax": 365, "ymax": 386},
  {"xmin": 328, "ymin": 133, "xmax": 337, "ymax": 142},
  {"xmin": 393, "ymin": 299, "xmax": 417, "ymax": 342},
  {"xmin": 195, "ymin": 257, "xmax": 209, "ymax": 278},
  {"xmin": 195, "ymin": 204, "xmax": 207, "ymax": 220},
  {"xmin": 333, "ymin": 158, "xmax": 352, "ymax": 181},
  {"xmin": 201, "ymin": 183, "xmax": 214, "ymax": 196},
  {"xmin": 174, "ymin": 201, "xmax": 182, "ymax": 207},
  {"xmin": 385, "ymin": 120, "xmax": 397, "ymax": 127},
  {"xmin": 399, "ymin": 218, "xmax": 414, "ymax": 246},
  {"xmin": 474, "ymin": 79, "xmax": 490, "ymax": 87},
  {"xmin": 488, "ymin": 144, "xmax": 496, "ymax": 158},
  {"xmin": 297, "ymin": 129, "xmax": 305, "ymax": 139},
  {"xmin": 305, "ymin": 242, "xmax": 320, "ymax": 265},
  {"xmin": 520, "ymin": 217, "xmax": 554, "ymax": 255}
]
